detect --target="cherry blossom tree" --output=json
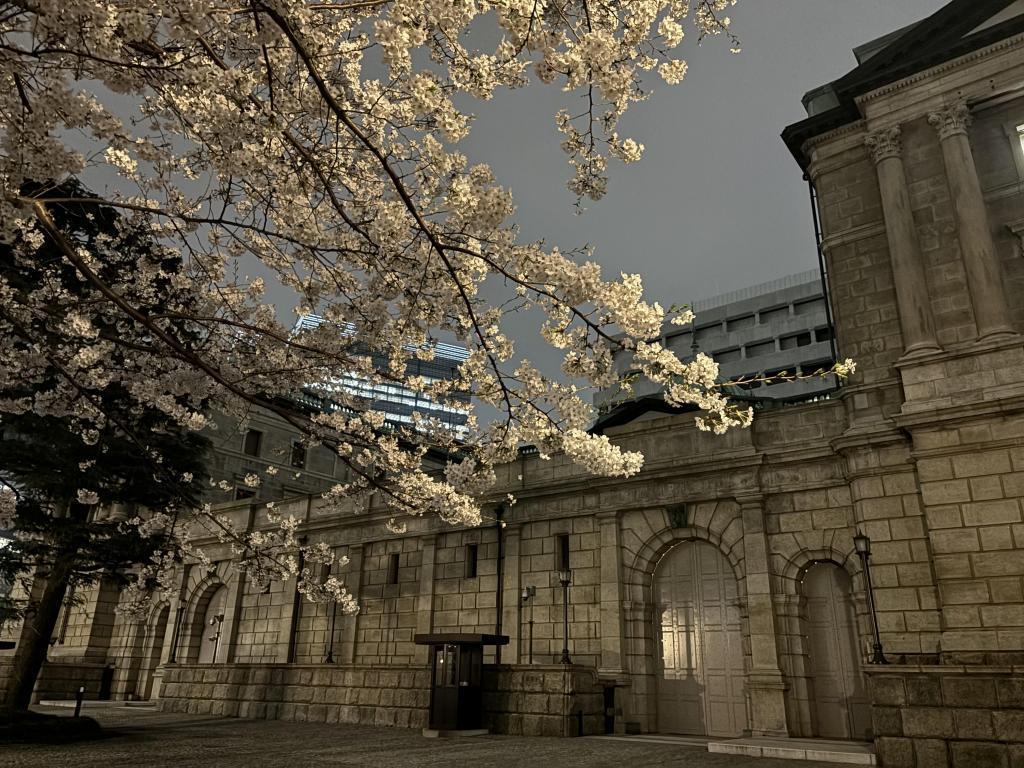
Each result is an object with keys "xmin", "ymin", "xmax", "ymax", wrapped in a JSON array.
[{"xmin": 0, "ymin": 1, "xmax": 856, "ymax": 623}]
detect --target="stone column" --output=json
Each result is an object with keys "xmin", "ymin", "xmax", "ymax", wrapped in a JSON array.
[
  {"xmin": 340, "ymin": 544, "xmax": 365, "ymax": 664},
  {"xmin": 738, "ymin": 495, "xmax": 788, "ymax": 737},
  {"xmin": 597, "ymin": 512, "xmax": 628, "ymax": 681},
  {"xmin": 928, "ymin": 101, "xmax": 1016, "ymax": 340},
  {"xmin": 500, "ymin": 523, "xmax": 522, "ymax": 663},
  {"xmin": 865, "ymin": 126, "xmax": 942, "ymax": 356},
  {"xmin": 413, "ymin": 535, "xmax": 437, "ymax": 665},
  {"xmin": 162, "ymin": 565, "xmax": 190, "ymax": 665}
]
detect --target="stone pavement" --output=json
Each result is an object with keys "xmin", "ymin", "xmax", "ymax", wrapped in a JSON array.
[{"xmin": 3, "ymin": 706, "xmax": 840, "ymax": 767}]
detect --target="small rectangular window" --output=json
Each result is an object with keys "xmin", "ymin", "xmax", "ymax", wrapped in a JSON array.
[
  {"xmin": 464, "ymin": 544, "xmax": 478, "ymax": 579},
  {"xmin": 290, "ymin": 441, "xmax": 307, "ymax": 469},
  {"xmin": 745, "ymin": 339, "xmax": 776, "ymax": 358},
  {"xmin": 779, "ymin": 331, "xmax": 812, "ymax": 350},
  {"xmin": 234, "ymin": 487, "xmax": 256, "ymax": 500},
  {"xmin": 815, "ymin": 327, "xmax": 833, "ymax": 343},
  {"xmin": 725, "ymin": 314, "xmax": 755, "ymax": 333},
  {"xmin": 242, "ymin": 429, "xmax": 262, "ymax": 457},
  {"xmin": 712, "ymin": 347, "xmax": 742, "ymax": 363},
  {"xmin": 556, "ymin": 533, "xmax": 570, "ymax": 571},
  {"xmin": 758, "ymin": 305, "xmax": 790, "ymax": 325},
  {"xmin": 386, "ymin": 552, "xmax": 400, "ymax": 585},
  {"xmin": 793, "ymin": 298, "xmax": 825, "ymax": 316}
]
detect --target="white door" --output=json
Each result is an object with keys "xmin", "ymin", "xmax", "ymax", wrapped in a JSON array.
[
  {"xmin": 655, "ymin": 541, "xmax": 747, "ymax": 737},
  {"xmin": 197, "ymin": 586, "xmax": 227, "ymax": 664},
  {"xmin": 804, "ymin": 563, "xmax": 871, "ymax": 740}
]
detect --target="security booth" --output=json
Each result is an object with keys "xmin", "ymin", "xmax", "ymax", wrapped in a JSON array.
[{"xmin": 414, "ymin": 632, "xmax": 508, "ymax": 736}]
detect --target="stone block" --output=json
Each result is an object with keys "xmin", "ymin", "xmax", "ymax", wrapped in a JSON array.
[
  {"xmin": 942, "ymin": 677, "xmax": 997, "ymax": 708},
  {"xmin": 876, "ymin": 737, "xmax": 915, "ymax": 768},
  {"xmin": 951, "ymin": 741, "xmax": 1008, "ymax": 768},
  {"xmin": 872, "ymin": 706, "xmax": 904, "ymax": 736},
  {"xmin": 914, "ymin": 738, "xmax": 950, "ymax": 768},
  {"xmin": 995, "ymin": 711, "xmax": 1024, "ymax": 742},
  {"xmin": 870, "ymin": 676, "xmax": 909, "ymax": 707},
  {"xmin": 954, "ymin": 708, "xmax": 995, "ymax": 739},
  {"xmin": 997, "ymin": 678, "xmax": 1024, "ymax": 708},
  {"xmin": 903, "ymin": 707, "xmax": 954, "ymax": 737},
  {"xmin": 906, "ymin": 676, "xmax": 942, "ymax": 706}
]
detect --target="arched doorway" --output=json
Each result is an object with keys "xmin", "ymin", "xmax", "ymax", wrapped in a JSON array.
[
  {"xmin": 654, "ymin": 541, "xmax": 747, "ymax": 737},
  {"xmin": 140, "ymin": 604, "xmax": 169, "ymax": 699},
  {"xmin": 188, "ymin": 584, "xmax": 227, "ymax": 664},
  {"xmin": 803, "ymin": 562, "xmax": 871, "ymax": 740}
]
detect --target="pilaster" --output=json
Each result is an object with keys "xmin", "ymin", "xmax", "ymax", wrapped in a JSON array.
[
  {"xmin": 340, "ymin": 544, "xmax": 365, "ymax": 664},
  {"xmin": 597, "ymin": 511, "xmax": 628, "ymax": 681},
  {"xmin": 500, "ymin": 523, "xmax": 522, "ymax": 663},
  {"xmin": 738, "ymin": 494, "xmax": 789, "ymax": 737},
  {"xmin": 413, "ymin": 535, "xmax": 437, "ymax": 665}
]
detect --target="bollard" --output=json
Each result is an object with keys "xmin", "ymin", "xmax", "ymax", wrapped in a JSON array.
[{"xmin": 74, "ymin": 685, "xmax": 85, "ymax": 718}]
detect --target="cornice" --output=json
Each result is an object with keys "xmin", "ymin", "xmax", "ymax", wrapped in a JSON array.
[
  {"xmin": 857, "ymin": 33, "xmax": 1024, "ymax": 105},
  {"xmin": 820, "ymin": 221, "xmax": 887, "ymax": 254}
]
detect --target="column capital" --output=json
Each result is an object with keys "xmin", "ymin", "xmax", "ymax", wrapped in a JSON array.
[
  {"xmin": 928, "ymin": 101, "xmax": 971, "ymax": 141},
  {"xmin": 865, "ymin": 126, "xmax": 902, "ymax": 164}
]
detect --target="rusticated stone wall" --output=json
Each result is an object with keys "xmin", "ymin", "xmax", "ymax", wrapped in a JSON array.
[
  {"xmin": 159, "ymin": 663, "xmax": 431, "ymax": 728},
  {"xmin": 868, "ymin": 666, "xmax": 1024, "ymax": 767},
  {"xmin": 158, "ymin": 662, "xmax": 604, "ymax": 736},
  {"xmin": 482, "ymin": 665, "xmax": 605, "ymax": 736}
]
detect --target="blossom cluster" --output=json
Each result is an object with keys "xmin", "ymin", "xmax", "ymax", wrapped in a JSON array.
[{"xmin": 0, "ymin": 0, "xmax": 772, "ymax": 616}]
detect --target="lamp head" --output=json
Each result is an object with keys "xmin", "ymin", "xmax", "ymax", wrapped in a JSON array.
[
  {"xmin": 853, "ymin": 531, "xmax": 871, "ymax": 557},
  {"xmin": 557, "ymin": 569, "xmax": 572, "ymax": 586}
]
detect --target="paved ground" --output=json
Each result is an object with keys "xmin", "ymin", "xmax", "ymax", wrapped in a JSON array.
[{"xmin": 4, "ymin": 706, "xmax": 842, "ymax": 768}]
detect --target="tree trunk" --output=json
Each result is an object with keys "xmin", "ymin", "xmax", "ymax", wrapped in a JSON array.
[{"xmin": 1, "ymin": 559, "xmax": 72, "ymax": 713}]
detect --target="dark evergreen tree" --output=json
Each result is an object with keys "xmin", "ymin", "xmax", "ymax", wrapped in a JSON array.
[{"xmin": 0, "ymin": 180, "xmax": 209, "ymax": 713}]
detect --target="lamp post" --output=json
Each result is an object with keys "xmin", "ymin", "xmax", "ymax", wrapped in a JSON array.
[
  {"xmin": 854, "ymin": 531, "xmax": 888, "ymax": 664},
  {"xmin": 521, "ymin": 585, "xmax": 536, "ymax": 664},
  {"xmin": 558, "ymin": 569, "xmax": 572, "ymax": 664},
  {"xmin": 324, "ymin": 598, "xmax": 338, "ymax": 664}
]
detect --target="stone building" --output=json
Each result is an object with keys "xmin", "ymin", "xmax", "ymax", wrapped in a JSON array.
[{"xmin": 6, "ymin": 1, "xmax": 1024, "ymax": 764}]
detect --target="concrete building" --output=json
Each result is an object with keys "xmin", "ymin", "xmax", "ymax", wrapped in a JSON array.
[
  {"xmin": 595, "ymin": 268, "xmax": 839, "ymax": 412},
  {"xmin": 6, "ymin": 2, "xmax": 1024, "ymax": 765}
]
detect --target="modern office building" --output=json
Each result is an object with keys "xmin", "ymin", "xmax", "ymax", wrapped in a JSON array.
[
  {"xmin": 292, "ymin": 315, "xmax": 471, "ymax": 437},
  {"xmin": 594, "ymin": 269, "xmax": 838, "ymax": 413}
]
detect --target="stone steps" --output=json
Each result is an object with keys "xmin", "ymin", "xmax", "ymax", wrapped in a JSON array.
[{"xmin": 707, "ymin": 737, "xmax": 877, "ymax": 765}]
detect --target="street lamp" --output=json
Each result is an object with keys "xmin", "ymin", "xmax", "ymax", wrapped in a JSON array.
[
  {"xmin": 853, "ymin": 531, "xmax": 888, "ymax": 664},
  {"xmin": 324, "ymin": 598, "xmax": 338, "ymax": 664},
  {"xmin": 558, "ymin": 569, "xmax": 572, "ymax": 665},
  {"xmin": 521, "ymin": 585, "xmax": 536, "ymax": 664}
]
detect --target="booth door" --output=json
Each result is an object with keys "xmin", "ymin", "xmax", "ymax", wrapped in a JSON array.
[
  {"xmin": 431, "ymin": 644, "xmax": 460, "ymax": 730},
  {"xmin": 804, "ymin": 563, "xmax": 871, "ymax": 740},
  {"xmin": 654, "ymin": 541, "xmax": 747, "ymax": 737}
]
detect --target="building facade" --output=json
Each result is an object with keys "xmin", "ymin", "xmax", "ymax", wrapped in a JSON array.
[
  {"xmin": 595, "ymin": 269, "xmax": 839, "ymax": 412},
  {"xmin": 5, "ymin": 2, "xmax": 1024, "ymax": 765}
]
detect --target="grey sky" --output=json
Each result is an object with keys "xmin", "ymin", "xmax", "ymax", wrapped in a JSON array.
[{"xmin": 460, "ymin": 0, "xmax": 946, "ymax": 310}]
